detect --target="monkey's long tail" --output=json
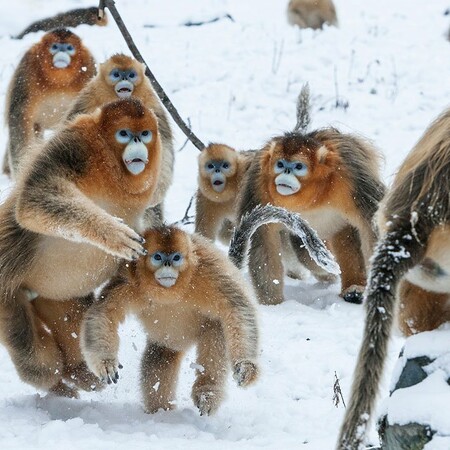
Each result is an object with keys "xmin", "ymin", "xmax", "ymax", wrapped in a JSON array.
[
  {"xmin": 229, "ymin": 204, "xmax": 340, "ymax": 274},
  {"xmin": 294, "ymin": 83, "xmax": 311, "ymax": 133},
  {"xmin": 336, "ymin": 226, "xmax": 425, "ymax": 450}
]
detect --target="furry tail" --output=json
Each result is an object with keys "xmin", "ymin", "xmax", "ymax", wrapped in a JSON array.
[
  {"xmin": 229, "ymin": 204, "xmax": 339, "ymax": 274},
  {"xmin": 336, "ymin": 227, "xmax": 425, "ymax": 450},
  {"xmin": 293, "ymin": 83, "xmax": 311, "ymax": 133}
]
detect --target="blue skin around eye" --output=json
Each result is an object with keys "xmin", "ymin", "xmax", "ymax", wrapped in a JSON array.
[
  {"xmin": 150, "ymin": 252, "xmax": 184, "ymax": 267},
  {"xmin": 205, "ymin": 160, "xmax": 231, "ymax": 173},
  {"xmin": 274, "ymin": 159, "xmax": 308, "ymax": 176},
  {"xmin": 115, "ymin": 129, "xmax": 132, "ymax": 144},
  {"xmin": 50, "ymin": 43, "xmax": 76, "ymax": 55},
  {"xmin": 109, "ymin": 69, "xmax": 139, "ymax": 83}
]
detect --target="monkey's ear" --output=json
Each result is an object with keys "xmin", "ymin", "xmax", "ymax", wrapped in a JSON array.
[{"xmin": 316, "ymin": 144, "xmax": 329, "ymax": 163}]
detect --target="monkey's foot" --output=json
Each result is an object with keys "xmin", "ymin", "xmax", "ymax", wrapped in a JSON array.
[
  {"xmin": 84, "ymin": 355, "xmax": 120, "ymax": 385},
  {"xmin": 342, "ymin": 285, "xmax": 365, "ymax": 304},
  {"xmin": 144, "ymin": 398, "xmax": 175, "ymax": 414},
  {"xmin": 49, "ymin": 380, "xmax": 79, "ymax": 399},
  {"xmin": 233, "ymin": 360, "xmax": 259, "ymax": 387},
  {"xmin": 192, "ymin": 387, "xmax": 223, "ymax": 416},
  {"xmin": 66, "ymin": 362, "xmax": 106, "ymax": 392}
]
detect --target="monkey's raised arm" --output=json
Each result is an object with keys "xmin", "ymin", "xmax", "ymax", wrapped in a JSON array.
[
  {"xmin": 16, "ymin": 174, "xmax": 146, "ymax": 261},
  {"xmin": 229, "ymin": 204, "xmax": 340, "ymax": 275}
]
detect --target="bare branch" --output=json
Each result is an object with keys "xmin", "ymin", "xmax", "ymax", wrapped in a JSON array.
[
  {"xmin": 333, "ymin": 371, "xmax": 346, "ymax": 408},
  {"xmin": 174, "ymin": 195, "xmax": 195, "ymax": 226},
  {"xmin": 144, "ymin": 14, "xmax": 234, "ymax": 28},
  {"xmin": 98, "ymin": 0, "xmax": 205, "ymax": 151}
]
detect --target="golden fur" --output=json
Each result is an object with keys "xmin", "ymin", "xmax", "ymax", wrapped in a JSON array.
[
  {"xmin": 66, "ymin": 53, "xmax": 174, "ymax": 208},
  {"xmin": 287, "ymin": 0, "xmax": 338, "ymax": 30},
  {"xmin": 337, "ymin": 106, "xmax": 450, "ymax": 449},
  {"xmin": 195, "ymin": 143, "xmax": 255, "ymax": 243},
  {"xmin": 237, "ymin": 130, "xmax": 385, "ymax": 305},
  {"xmin": 81, "ymin": 227, "xmax": 259, "ymax": 415},
  {"xmin": 0, "ymin": 98, "xmax": 162, "ymax": 393},
  {"xmin": 4, "ymin": 29, "xmax": 96, "ymax": 175}
]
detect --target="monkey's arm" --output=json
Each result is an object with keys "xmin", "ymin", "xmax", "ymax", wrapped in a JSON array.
[
  {"xmin": 197, "ymin": 270, "xmax": 259, "ymax": 387},
  {"xmin": 194, "ymin": 192, "xmax": 223, "ymax": 241},
  {"xmin": 80, "ymin": 277, "xmax": 130, "ymax": 384},
  {"xmin": 64, "ymin": 91, "xmax": 91, "ymax": 122},
  {"xmin": 16, "ymin": 176, "xmax": 146, "ymax": 260}
]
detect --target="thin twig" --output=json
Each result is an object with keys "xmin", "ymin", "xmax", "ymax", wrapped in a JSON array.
[
  {"xmin": 174, "ymin": 195, "xmax": 195, "ymax": 226},
  {"xmin": 98, "ymin": 0, "xmax": 205, "ymax": 151},
  {"xmin": 144, "ymin": 14, "xmax": 234, "ymax": 28},
  {"xmin": 333, "ymin": 371, "xmax": 346, "ymax": 408}
]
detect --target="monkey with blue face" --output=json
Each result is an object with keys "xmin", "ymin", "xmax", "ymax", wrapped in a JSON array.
[
  {"xmin": 195, "ymin": 143, "xmax": 256, "ymax": 244},
  {"xmin": 236, "ymin": 87, "xmax": 385, "ymax": 305},
  {"xmin": 81, "ymin": 226, "xmax": 259, "ymax": 416},
  {"xmin": 65, "ymin": 54, "xmax": 174, "ymax": 217},
  {"xmin": 3, "ymin": 28, "xmax": 96, "ymax": 176}
]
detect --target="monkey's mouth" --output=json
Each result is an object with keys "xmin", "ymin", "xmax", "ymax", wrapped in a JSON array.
[
  {"xmin": 156, "ymin": 276, "xmax": 177, "ymax": 288},
  {"xmin": 53, "ymin": 52, "xmax": 71, "ymax": 69},
  {"xmin": 275, "ymin": 178, "xmax": 301, "ymax": 196},
  {"xmin": 115, "ymin": 80, "xmax": 134, "ymax": 98},
  {"xmin": 213, "ymin": 180, "xmax": 224, "ymax": 186},
  {"xmin": 123, "ymin": 143, "xmax": 149, "ymax": 175}
]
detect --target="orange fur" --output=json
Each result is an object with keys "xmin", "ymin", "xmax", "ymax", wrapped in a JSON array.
[
  {"xmin": 81, "ymin": 227, "xmax": 259, "ymax": 415},
  {"xmin": 4, "ymin": 29, "xmax": 96, "ymax": 175}
]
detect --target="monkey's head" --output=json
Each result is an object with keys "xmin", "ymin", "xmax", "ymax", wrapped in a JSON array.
[
  {"xmin": 36, "ymin": 29, "xmax": 95, "ymax": 83},
  {"xmin": 262, "ymin": 133, "xmax": 340, "ymax": 210},
  {"xmin": 92, "ymin": 98, "xmax": 161, "ymax": 193},
  {"xmin": 198, "ymin": 143, "xmax": 239, "ymax": 202},
  {"xmin": 137, "ymin": 227, "xmax": 196, "ymax": 300},
  {"xmin": 100, "ymin": 54, "xmax": 145, "ymax": 99}
]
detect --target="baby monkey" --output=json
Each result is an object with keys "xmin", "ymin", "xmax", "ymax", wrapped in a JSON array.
[
  {"xmin": 195, "ymin": 143, "xmax": 255, "ymax": 243},
  {"xmin": 287, "ymin": 0, "xmax": 338, "ymax": 30},
  {"xmin": 81, "ymin": 227, "xmax": 259, "ymax": 416}
]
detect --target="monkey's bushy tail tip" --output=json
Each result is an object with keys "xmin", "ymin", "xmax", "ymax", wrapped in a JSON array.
[{"xmin": 229, "ymin": 204, "xmax": 340, "ymax": 275}]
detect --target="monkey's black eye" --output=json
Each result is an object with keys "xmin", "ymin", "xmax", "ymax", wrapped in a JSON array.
[
  {"xmin": 295, "ymin": 163, "xmax": 303, "ymax": 171},
  {"xmin": 172, "ymin": 253, "xmax": 184, "ymax": 266},
  {"xmin": 142, "ymin": 131, "xmax": 149, "ymax": 137},
  {"xmin": 120, "ymin": 130, "xmax": 128, "ymax": 137},
  {"xmin": 277, "ymin": 161, "xmax": 284, "ymax": 169},
  {"xmin": 50, "ymin": 43, "xmax": 59, "ymax": 54},
  {"xmin": 109, "ymin": 69, "xmax": 121, "ymax": 81},
  {"xmin": 173, "ymin": 255, "xmax": 180, "ymax": 261},
  {"xmin": 150, "ymin": 252, "xmax": 164, "ymax": 266},
  {"xmin": 223, "ymin": 162, "xmax": 230, "ymax": 169},
  {"xmin": 207, "ymin": 163, "xmax": 214, "ymax": 170}
]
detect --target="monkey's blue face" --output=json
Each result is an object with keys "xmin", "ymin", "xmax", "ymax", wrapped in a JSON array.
[
  {"xmin": 49, "ymin": 42, "xmax": 76, "ymax": 69},
  {"xmin": 115, "ymin": 128, "xmax": 152, "ymax": 175},
  {"xmin": 109, "ymin": 68, "xmax": 139, "ymax": 98},
  {"xmin": 204, "ymin": 160, "xmax": 232, "ymax": 193},
  {"xmin": 273, "ymin": 159, "xmax": 308, "ymax": 196},
  {"xmin": 149, "ymin": 252, "xmax": 184, "ymax": 288}
]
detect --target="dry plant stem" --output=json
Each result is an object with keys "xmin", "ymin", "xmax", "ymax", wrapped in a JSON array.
[{"xmin": 98, "ymin": 0, "xmax": 206, "ymax": 151}]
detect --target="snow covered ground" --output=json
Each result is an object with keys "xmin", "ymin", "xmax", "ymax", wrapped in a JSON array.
[{"xmin": 0, "ymin": 0, "xmax": 449, "ymax": 448}]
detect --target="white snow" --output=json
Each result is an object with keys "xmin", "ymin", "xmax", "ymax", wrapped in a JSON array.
[{"xmin": 0, "ymin": 0, "xmax": 449, "ymax": 448}]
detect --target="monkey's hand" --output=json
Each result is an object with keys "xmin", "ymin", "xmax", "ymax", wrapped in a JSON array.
[
  {"xmin": 233, "ymin": 360, "xmax": 259, "ymax": 387},
  {"xmin": 98, "ymin": 217, "xmax": 147, "ymax": 261},
  {"xmin": 85, "ymin": 353, "xmax": 122, "ymax": 385}
]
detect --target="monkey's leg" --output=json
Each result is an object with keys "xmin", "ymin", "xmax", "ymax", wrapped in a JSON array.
[
  {"xmin": 192, "ymin": 320, "xmax": 228, "ymax": 415},
  {"xmin": 140, "ymin": 340, "xmax": 183, "ymax": 413},
  {"xmin": 288, "ymin": 233, "xmax": 337, "ymax": 282},
  {"xmin": 0, "ymin": 289, "xmax": 64, "ymax": 390},
  {"xmin": 217, "ymin": 218, "xmax": 235, "ymax": 246},
  {"xmin": 398, "ymin": 280, "xmax": 450, "ymax": 336},
  {"xmin": 33, "ymin": 295, "xmax": 104, "ymax": 392},
  {"xmin": 194, "ymin": 194, "xmax": 223, "ymax": 241},
  {"xmin": 2, "ymin": 149, "xmax": 11, "ymax": 176},
  {"xmin": 248, "ymin": 224, "xmax": 284, "ymax": 305},
  {"xmin": 330, "ymin": 225, "xmax": 366, "ymax": 304}
]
